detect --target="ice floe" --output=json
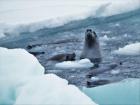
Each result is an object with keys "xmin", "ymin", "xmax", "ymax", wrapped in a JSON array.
[
  {"xmin": 113, "ymin": 42, "xmax": 140, "ymax": 55},
  {"xmin": 0, "ymin": 0, "xmax": 140, "ymax": 38},
  {"xmin": 110, "ymin": 70, "xmax": 120, "ymax": 75},
  {"xmin": 55, "ymin": 59, "xmax": 93, "ymax": 69},
  {"xmin": 100, "ymin": 35, "xmax": 110, "ymax": 41},
  {"xmin": 82, "ymin": 78, "xmax": 140, "ymax": 105}
]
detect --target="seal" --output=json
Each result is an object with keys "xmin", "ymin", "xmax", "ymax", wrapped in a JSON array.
[
  {"xmin": 48, "ymin": 53, "xmax": 76, "ymax": 62},
  {"xmin": 29, "ymin": 51, "xmax": 45, "ymax": 56},
  {"xmin": 80, "ymin": 29, "xmax": 102, "ymax": 67},
  {"xmin": 27, "ymin": 44, "xmax": 42, "ymax": 49}
]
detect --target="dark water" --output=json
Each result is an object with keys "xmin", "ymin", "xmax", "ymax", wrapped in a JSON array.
[{"xmin": 0, "ymin": 9, "xmax": 140, "ymax": 87}]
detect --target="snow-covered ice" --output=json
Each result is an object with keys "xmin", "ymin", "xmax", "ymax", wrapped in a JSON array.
[
  {"xmin": 55, "ymin": 59, "xmax": 93, "ymax": 69},
  {"xmin": 0, "ymin": 47, "xmax": 44, "ymax": 105},
  {"xmin": 0, "ymin": 47, "xmax": 97, "ymax": 105},
  {"xmin": 113, "ymin": 42, "xmax": 140, "ymax": 55},
  {"xmin": 1, "ymin": 0, "xmax": 139, "ymax": 25},
  {"xmin": 15, "ymin": 74, "xmax": 97, "ymax": 105},
  {"xmin": 0, "ymin": 47, "xmax": 44, "ymax": 77},
  {"xmin": 0, "ymin": 0, "xmax": 140, "ymax": 38}
]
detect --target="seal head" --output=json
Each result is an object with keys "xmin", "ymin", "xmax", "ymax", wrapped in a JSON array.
[
  {"xmin": 80, "ymin": 29, "xmax": 102, "ymax": 66},
  {"xmin": 85, "ymin": 29, "xmax": 97, "ymax": 48}
]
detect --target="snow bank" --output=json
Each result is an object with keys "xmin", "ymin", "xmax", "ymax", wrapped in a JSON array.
[
  {"xmin": 55, "ymin": 59, "xmax": 93, "ymax": 69},
  {"xmin": 0, "ymin": 47, "xmax": 44, "ymax": 77},
  {"xmin": 0, "ymin": 0, "xmax": 140, "ymax": 38},
  {"xmin": 82, "ymin": 78, "xmax": 140, "ymax": 105},
  {"xmin": 0, "ymin": 47, "xmax": 44, "ymax": 105},
  {"xmin": 0, "ymin": 47, "xmax": 97, "ymax": 105},
  {"xmin": 113, "ymin": 42, "xmax": 140, "ymax": 55}
]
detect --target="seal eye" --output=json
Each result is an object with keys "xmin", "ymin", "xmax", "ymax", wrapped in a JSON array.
[{"xmin": 86, "ymin": 29, "xmax": 92, "ymax": 32}]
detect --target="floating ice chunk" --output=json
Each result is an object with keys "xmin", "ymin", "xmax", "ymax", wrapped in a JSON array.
[
  {"xmin": 82, "ymin": 78, "xmax": 140, "ymax": 105},
  {"xmin": 100, "ymin": 35, "xmax": 110, "ymax": 41},
  {"xmin": 113, "ymin": 42, "xmax": 140, "ymax": 55},
  {"xmin": 110, "ymin": 70, "xmax": 120, "ymax": 75},
  {"xmin": 55, "ymin": 59, "xmax": 93, "ymax": 69},
  {"xmin": 124, "ymin": 33, "xmax": 130, "ymax": 37},
  {"xmin": 91, "ymin": 77, "xmax": 100, "ymax": 81},
  {"xmin": 114, "ymin": 23, "xmax": 120, "ymax": 27},
  {"xmin": 101, "ymin": 31, "xmax": 111, "ymax": 34},
  {"xmin": 15, "ymin": 74, "xmax": 97, "ymax": 105}
]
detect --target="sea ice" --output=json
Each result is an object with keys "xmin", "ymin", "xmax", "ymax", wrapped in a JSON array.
[
  {"xmin": 113, "ymin": 42, "xmax": 140, "ymax": 55},
  {"xmin": 15, "ymin": 74, "xmax": 97, "ymax": 105},
  {"xmin": 0, "ymin": 47, "xmax": 44, "ymax": 105},
  {"xmin": 55, "ymin": 59, "xmax": 93, "ymax": 69},
  {"xmin": 0, "ymin": 0, "xmax": 139, "ymax": 38},
  {"xmin": 110, "ymin": 70, "xmax": 120, "ymax": 75},
  {"xmin": 82, "ymin": 78, "xmax": 140, "ymax": 105},
  {"xmin": 0, "ymin": 47, "xmax": 97, "ymax": 105},
  {"xmin": 91, "ymin": 77, "xmax": 100, "ymax": 81},
  {"xmin": 100, "ymin": 35, "xmax": 110, "ymax": 41}
]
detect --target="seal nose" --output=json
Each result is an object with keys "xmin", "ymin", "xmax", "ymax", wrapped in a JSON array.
[{"xmin": 87, "ymin": 32, "xmax": 92, "ymax": 38}]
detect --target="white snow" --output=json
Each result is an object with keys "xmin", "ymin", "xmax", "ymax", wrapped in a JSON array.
[
  {"xmin": 0, "ymin": 0, "xmax": 140, "ymax": 38},
  {"xmin": 83, "ymin": 78, "xmax": 140, "ymax": 105},
  {"xmin": 113, "ymin": 42, "xmax": 140, "ymax": 55},
  {"xmin": 15, "ymin": 74, "xmax": 96, "ymax": 105},
  {"xmin": 0, "ymin": 47, "xmax": 97, "ymax": 105},
  {"xmin": 0, "ymin": 47, "xmax": 44, "ymax": 77},
  {"xmin": 55, "ymin": 59, "xmax": 93, "ymax": 69},
  {"xmin": 0, "ymin": 47, "xmax": 44, "ymax": 105}
]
